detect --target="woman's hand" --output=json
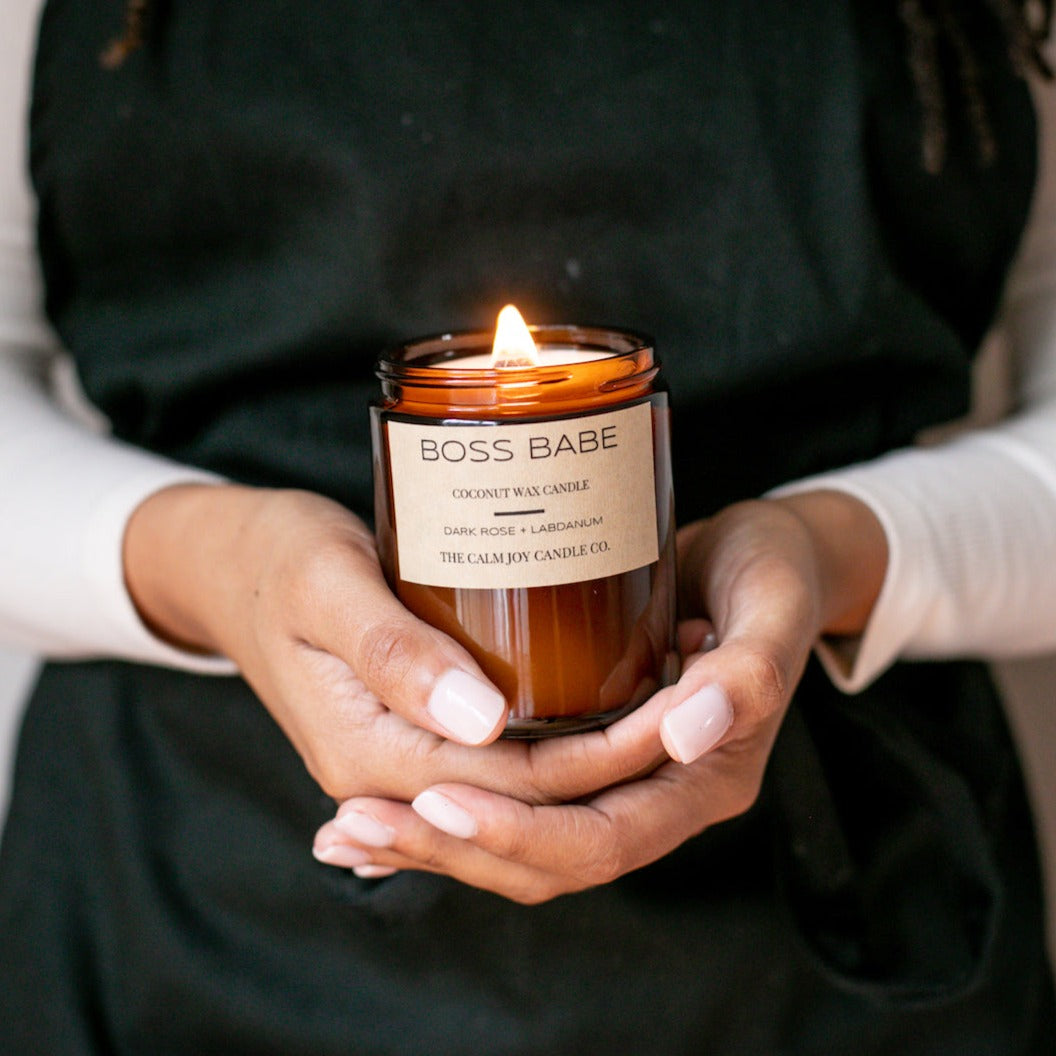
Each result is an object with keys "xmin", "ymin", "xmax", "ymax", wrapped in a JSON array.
[
  {"xmin": 312, "ymin": 491, "xmax": 888, "ymax": 898},
  {"xmin": 121, "ymin": 483, "xmax": 668, "ymax": 806}
]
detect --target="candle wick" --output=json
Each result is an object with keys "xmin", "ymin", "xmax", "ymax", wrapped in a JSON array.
[{"xmin": 491, "ymin": 352, "xmax": 538, "ymax": 369}]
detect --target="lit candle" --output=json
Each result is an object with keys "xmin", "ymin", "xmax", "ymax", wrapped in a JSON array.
[
  {"xmin": 432, "ymin": 304, "xmax": 611, "ymax": 369},
  {"xmin": 371, "ymin": 306, "xmax": 678, "ymax": 736}
]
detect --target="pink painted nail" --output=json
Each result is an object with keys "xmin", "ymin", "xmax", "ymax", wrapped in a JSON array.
[
  {"xmin": 660, "ymin": 683, "xmax": 734, "ymax": 764},
  {"xmin": 427, "ymin": 670, "xmax": 506, "ymax": 745},
  {"xmin": 353, "ymin": 865, "xmax": 399, "ymax": 879},
  {"xmin": 313, "ymin": 843, "xmax": 373, "ymax": 869},
  {"xmin": 411, "ymin": 789, "xmax": 478, "ymax": 839},
  {"xmin": 334, "ymin": 810, "xmax": 395, "ymax": 848}
]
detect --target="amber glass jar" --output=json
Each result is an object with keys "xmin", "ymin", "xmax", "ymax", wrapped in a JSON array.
[{"xmin": 371, "ymin": 324, "xmax": 677, "ymax": 736}]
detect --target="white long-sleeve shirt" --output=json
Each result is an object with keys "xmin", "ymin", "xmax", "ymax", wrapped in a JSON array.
[{"xmin": 3, "ymin": 0, "xmax": 1056, "ymax": 691}]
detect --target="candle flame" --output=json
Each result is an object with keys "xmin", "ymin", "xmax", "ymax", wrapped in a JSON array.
[{"xmin": 491, "ymin": 304, "xmax": 539, "ymax": 368}]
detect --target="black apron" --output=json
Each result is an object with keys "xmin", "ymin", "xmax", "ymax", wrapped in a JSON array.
[{"xmin": 2, "ymin": 2, "xmax": 1052, "ymax": 1052}]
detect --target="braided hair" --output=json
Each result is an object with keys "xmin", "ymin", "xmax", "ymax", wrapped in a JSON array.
[
  {"xmin": 900, "ymin": 0, "xmax": 1052, "ymax": 171},
  {"xmin": 100, "ymin": 1, "xmax": 1052, "ymax": 173},
  {"xmin": 99, "ymin": 0, "xmax": 149, "ymax": 71}
]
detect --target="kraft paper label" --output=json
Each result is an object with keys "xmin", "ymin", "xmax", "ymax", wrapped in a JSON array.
[{"xmin": 387, "ymin": 401, "xmax": 658, "ymax": 589}]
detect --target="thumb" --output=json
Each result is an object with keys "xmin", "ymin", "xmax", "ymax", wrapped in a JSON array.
[
  {"xmin": 660, "ymin": 507, "xmax": 821, "ymax": 765},
  {"xmin": 307, "ymin": 554, "xmax": 509, "ymax": 746}
]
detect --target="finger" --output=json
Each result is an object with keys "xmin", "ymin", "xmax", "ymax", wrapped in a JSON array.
[
  {"xmin": 658, "ymin": 633, "xmax": 805, "ymax": 767},
  {"xmin": 403, "ymin": 754, "xmax": 740, "ymax": 889},
  {"xmin": 313, "ymin": 805, "xmax": 562, "ymax": 903},
  {"xmin": 658, "ymin": 616, "xmax": 814, "ymax": 768},
  {"xmin": 660, "ymin": 510, "xmax": 821, "ymax": 766},
  {"xmin": 299, "ymin": 538, "xmax": 509, "ymax": 746},
  {"xmin": 678, "ymin": 617, "xmax": 717, "ymax": 656},
  {"xmin": 599, "ymin": 573, "xmax": 682, "ymax": 711}
]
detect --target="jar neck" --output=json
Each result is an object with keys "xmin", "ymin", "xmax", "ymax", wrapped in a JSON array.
[{"xmin": 376, "ymin": 325, "xmax": 658, "ymax": 417}]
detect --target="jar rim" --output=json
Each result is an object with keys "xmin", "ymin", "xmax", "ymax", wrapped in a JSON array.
[{"xmin": 376, "ymin": 323, "xmax": 655, "ymax": 383}]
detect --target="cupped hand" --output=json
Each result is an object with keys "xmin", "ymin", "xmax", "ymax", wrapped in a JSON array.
[
  {"xmin": 312, "ymin": 492, "xmax": 888, "ymax": 900},
  {"xmin": 122, "ymin": 483, "xmax": 668, "ymax": 804}
]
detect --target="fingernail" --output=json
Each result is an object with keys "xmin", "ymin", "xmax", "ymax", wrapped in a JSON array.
[
  {"xmin": 412, "ymin": 789, "xmax": 478, "ymax": 839},
  {"xmin": 313, "ymin": 842, "xmax": 373, "ymax": 868},
  {"xmin": 334, "ymin": 810, "xmax": 395, "ymax": 848},
  {"xmin": 702, "ymin": 631, "xmax": 719, "ymax": 653},
  {"xmin": 427, "ymin": 670, "xmax": 506, "ymax": 745},
  {"xmin": 660, "ymin": 683, "xmax": 734, "ymax": 764},
  {"xmin": 353, "ymin": 864, "xmax": 399, "ymax": 879}
]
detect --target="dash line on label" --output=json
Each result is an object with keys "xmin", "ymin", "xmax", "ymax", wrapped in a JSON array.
[{"xmin": 494, "ymin": 509, "xmax": 546, "ymax": 517}]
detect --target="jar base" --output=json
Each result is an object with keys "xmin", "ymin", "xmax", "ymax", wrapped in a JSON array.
[{"xmin": 501, "ymin": 701, "xmax": 638, "ymax": 739}]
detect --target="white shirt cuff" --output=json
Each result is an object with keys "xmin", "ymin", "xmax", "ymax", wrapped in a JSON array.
[
  {"xmin": 0, "ymin": 358, "xmax": 236, "ymax": 674},
  {"xmin": 770, "ymin": 416, "xmax": 1056, "ymax": 692}
]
